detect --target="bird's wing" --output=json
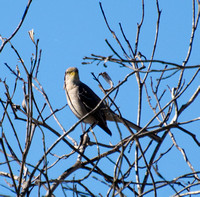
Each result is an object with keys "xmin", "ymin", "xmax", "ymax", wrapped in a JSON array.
[
  {"xmin": 78, "ymin": 82, "xmax": 103, "ymax": 111},
  {"xmin": 78, "ymin": 82, "xmax": 112, "ymax": 136}
]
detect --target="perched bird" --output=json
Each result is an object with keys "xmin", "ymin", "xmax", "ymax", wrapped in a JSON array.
[{"xmin": 64, "ymin": 67, "xmax": 161, "ymax": 142}]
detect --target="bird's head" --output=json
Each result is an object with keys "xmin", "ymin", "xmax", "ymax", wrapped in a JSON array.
[{"xmin": 64, "ymin": 67, "xmax": 80, "ymax": 88}]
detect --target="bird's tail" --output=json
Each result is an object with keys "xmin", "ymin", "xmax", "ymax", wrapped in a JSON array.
[{"xmin": 105, "ymin": 111, "xmax": 161, "ymax": 142}]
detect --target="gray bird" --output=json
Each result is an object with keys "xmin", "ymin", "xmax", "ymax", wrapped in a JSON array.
[{"xmin": 64, "ymin": 67, "xmax": 161, "ymax": 142}]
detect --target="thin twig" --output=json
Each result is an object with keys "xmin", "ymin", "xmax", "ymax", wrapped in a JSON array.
[{"xmin": 0, "ymin": 0, "xmax": 33, "ymax": 53}]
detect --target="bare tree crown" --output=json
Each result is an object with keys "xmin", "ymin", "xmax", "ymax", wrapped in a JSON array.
[{"xmin": 0, "ymin": 0, "xmax": 200, "ymax": 196}]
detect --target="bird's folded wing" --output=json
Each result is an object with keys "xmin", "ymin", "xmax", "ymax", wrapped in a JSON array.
[{"xmin": 78, "ymin": 82, "xmax": 102, "ymax": 111}]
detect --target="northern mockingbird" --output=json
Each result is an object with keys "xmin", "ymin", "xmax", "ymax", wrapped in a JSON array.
[{"xmin": 64, "ymin": 67, "xmax": 161, "ymax": 142}]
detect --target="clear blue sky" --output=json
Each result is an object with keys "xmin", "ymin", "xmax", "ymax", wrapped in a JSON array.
[{"xmin": 0, "ymin": 0, "xmax": 200, "ymax": 196}]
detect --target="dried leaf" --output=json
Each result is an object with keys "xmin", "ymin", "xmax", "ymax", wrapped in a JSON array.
[
  {"xmin": 16, "ymin": 65, "xmax": 20, "ymax": 77},
  {"xmin": 99, "ymin": 72, "xmax": 113, "ymax": 88},
  {"xmin": 28, "ymin": 29, "xmax": 35, "ymax": 44}
]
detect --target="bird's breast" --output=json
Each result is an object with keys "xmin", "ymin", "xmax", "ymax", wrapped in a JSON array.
[{"xmin": 65, "ymin": 86, "xmax": 95, "ymax": 124}]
